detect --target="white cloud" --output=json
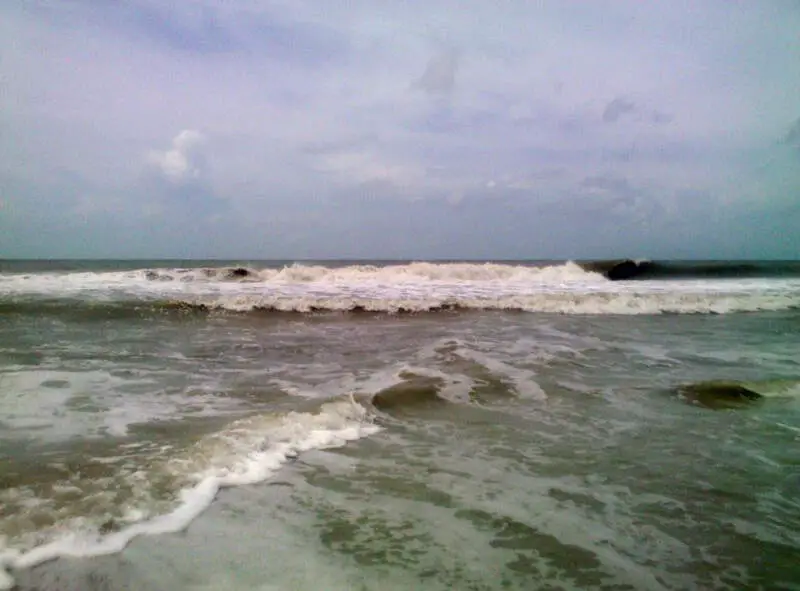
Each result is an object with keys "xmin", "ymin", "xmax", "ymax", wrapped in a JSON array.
[{"xmin": 147, "ymin": 130, "xmax": 206, "ymax": 183}]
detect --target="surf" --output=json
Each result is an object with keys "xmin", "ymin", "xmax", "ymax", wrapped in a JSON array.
[
  {"xmin": 2, "ymin": 261, "xmax": 799, "ymax": 317},
  {"xmin": 0, "ymin": 398, "xmax": 380, "ymax": 590}
]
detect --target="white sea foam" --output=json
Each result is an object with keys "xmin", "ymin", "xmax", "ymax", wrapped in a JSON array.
[
  {"xmin": 1, "ymin": 262, "xmax": 799, "ymax": 315},
  {"xmin": 0, "ymin": 398, "xmax": 379, "ymax": 590},
  {"xmin": 452, "ymin": 347, "xmax": 547, "ymax": 399},
  {"xmin": 0, "ymin": 369, "xmax": 248, "ymax": 443}
]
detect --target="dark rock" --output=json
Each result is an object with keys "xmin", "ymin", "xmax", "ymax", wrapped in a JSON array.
[
  {"xmin": 226, "ymin": 267, "xmax": 251, "ymax": 279},
  {"xmin": 677, "ymin": 380, "xmax": 762, "ymax": 410}
]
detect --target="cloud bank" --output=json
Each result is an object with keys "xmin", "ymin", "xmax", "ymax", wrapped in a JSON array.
[{"xmin": 1, "ymin": 1, "xmax": 799, "ymax": 259}]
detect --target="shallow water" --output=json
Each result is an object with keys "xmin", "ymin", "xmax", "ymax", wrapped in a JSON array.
[{"xmin": 1, "ymin": 261, "xmax": 799, "ymax": 590}]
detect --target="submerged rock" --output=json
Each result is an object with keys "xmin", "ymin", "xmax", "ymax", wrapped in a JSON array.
[
  {"xmin": 678, "ymin": 380, "xmax": 763, "ymax": 410},
  {"xmin": 678, "ymin": 378, "xmax": 800, "ymax": 409},
  {"xmin": 371, "ymin": 376, "xmax": 445, "ymax": 413}
]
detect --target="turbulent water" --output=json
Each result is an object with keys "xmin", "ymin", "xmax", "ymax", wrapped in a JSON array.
[{"xmin": 1, "ymin": 259, "xmax": 799, "ymax": 590}]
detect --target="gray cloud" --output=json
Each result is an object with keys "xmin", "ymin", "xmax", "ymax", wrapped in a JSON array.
[
  {"xmin": 573, "ymin": 175, "xmax": 658, "ymax": 223},
  {"xmin": 415, "ymin": 49, "xmax": 459, "ymax": 96},
  {"xmin": 650, "ymin": 110, "xmax": 674, "ymax": 124},
  {"xmin": 602, "ymin": 97, "xmax": 636, "ymax": 123},
  {"xmin": 602, "ymin": 99, "xmax": 673, "ymax": 126}
]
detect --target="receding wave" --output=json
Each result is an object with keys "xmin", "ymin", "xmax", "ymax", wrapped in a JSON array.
[
  {"xmin": 580, "ymin": 259, "xmax": 800, "ymax": 281},
  {"xmin": 0, "ymin": 398, "xmax": 379, "ymax": 590},
  {"xmin": 0, "ymin": 372, "xmax": 484, "ymax": 588}
]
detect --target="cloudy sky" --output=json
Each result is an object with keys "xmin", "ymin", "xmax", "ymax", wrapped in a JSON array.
[{"xmin": 2, "ymin": 1, "xmax": 799, "ymax": 259}]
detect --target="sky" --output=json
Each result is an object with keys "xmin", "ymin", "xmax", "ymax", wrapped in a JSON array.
[{"xmin": 1, "ymin": 0, "xmax": 799, "ymax": 260}]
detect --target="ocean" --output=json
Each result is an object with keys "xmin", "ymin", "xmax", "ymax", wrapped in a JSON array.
[{"xmin": 1, "ymin": 259, "xmax": 799, "ymax": 591}]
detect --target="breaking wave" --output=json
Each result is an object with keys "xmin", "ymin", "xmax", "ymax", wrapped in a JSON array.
[
  {"xmin": 145, "ymin": 260, "xmax": 800, "ymax": 283},
  {"xmin": 1, "ymin": 261, "xmax": 799, "ymax": 316},
  {"xmin": 142, "ymin": 261, "xmax": 603, "ymax": 283}
]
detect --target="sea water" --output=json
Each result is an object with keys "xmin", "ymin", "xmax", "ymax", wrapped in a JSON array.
[{"xmin": 1, "ymin": 260, "xmax": 799, "ymax": 590}]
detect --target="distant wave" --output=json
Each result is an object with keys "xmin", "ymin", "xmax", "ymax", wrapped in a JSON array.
[
  {"xmin": 141, "ymin": 261, "xmax": 603, "ymax": 283},
  {"xmin": 4, "ymin": 260, "xmax": 799, "ymax": 287},
  {"xmin": 2, "ymin": 261, "xmax": 799, "ymax": 316},
  {"xmin": 121, "ymin": 260, "xmax": 800, "ymax": 283},
  {"xmin": 144, "ymin": 266, "xmax": 262, "ymax": 282},
  {"xmin": 580, "ymin": 260, "xmax": 800, "ymax": 281},
  {"xmin": 3, "ymin": 259, "xmax": 799, "ymax": 283}
]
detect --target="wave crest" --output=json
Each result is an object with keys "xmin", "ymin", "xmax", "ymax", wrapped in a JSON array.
[{"xmin": 137, "ymin": 261, "xmax": 603, "ymax": 284}]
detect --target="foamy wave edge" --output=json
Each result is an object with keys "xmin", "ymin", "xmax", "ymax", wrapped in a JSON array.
[
  {"xmin": 171, "ymin": 292, "xmax": 800, "ymax": 315},
  {"xmin": 0, "ymin": 398, "xmax": 380, "ymax": 590}
]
